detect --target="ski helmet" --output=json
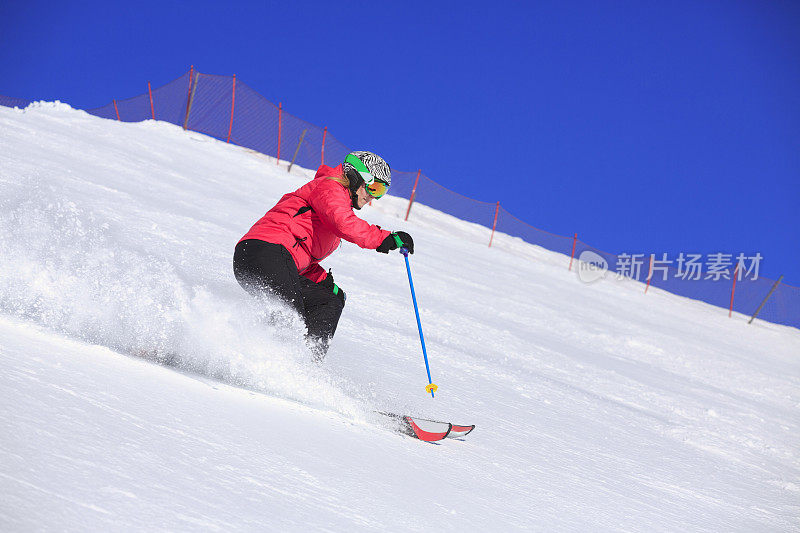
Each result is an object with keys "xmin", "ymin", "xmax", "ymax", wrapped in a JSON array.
[{"xmin": 342, "ymin": 151, "xmax": 391, "ymax": 200}]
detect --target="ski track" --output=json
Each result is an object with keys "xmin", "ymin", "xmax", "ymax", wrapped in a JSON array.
[{"xmin": 0, "ymin": 102, "xmax": 799, "ymax": 532}]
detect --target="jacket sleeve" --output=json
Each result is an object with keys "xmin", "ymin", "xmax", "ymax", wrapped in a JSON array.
[
  {"xmin": 301, "ymin": 263, "xmax": 328, "ymax": 283},
  {"xmin": 308, "ymin": 179, "xmax": 391, "ymax": 249}
]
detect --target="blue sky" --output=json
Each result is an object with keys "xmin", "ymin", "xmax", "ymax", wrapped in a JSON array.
[{"xmin": 2, "ymin": 1, "xmax": 798, "ymax": 284}]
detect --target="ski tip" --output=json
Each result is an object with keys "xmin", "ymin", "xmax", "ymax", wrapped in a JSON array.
[{"xmin": 447, "ymin": 424, "xmax": 475, "ymax": 438}]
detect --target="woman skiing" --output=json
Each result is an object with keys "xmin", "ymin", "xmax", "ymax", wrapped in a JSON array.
[{"xmin": 233, "ymin": 151, "xmax": 414, "ymax": 359}]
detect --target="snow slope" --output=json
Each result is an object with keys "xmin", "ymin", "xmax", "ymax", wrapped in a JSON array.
[{"xmin": 1, "ymin": 102, "xmax": 798, "ymax": 532}]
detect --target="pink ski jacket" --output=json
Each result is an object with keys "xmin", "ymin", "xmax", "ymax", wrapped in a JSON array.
[{"xmin": 238, "ymin": 164, "xmax": 391, "ymax": 283}]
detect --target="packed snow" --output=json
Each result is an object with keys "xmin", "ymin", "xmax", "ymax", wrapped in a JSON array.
[{"xmin": 0, "ymin": 102, "xmax": 798, "ymax": 532}]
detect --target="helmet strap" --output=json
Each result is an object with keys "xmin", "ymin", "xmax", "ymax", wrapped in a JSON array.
[{"xmin": 346, "ymin": 168, "xmax": 364, "ymax": 209}]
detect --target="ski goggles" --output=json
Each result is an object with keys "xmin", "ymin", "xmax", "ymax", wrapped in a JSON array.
[
  {"xmin": 345, "ymin": 153, "xmax": 389, "ymax": 199},
  {"xmin": 365, "ymin": 179, "xmax": 389, "ymax": 199}
]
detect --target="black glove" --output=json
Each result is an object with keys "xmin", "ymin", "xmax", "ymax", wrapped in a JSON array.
[
  {"xmin": 320, "ymin": 270, "xmax": 346, "ymax": 305},
  {"xmin": 376, "ymin": 231, "xmax": 414, "ymax": 254}
]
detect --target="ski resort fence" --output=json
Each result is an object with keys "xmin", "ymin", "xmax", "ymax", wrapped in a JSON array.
[{"xmin": 2, "ymin": 68, "xmax": 798, "ymax": 331}]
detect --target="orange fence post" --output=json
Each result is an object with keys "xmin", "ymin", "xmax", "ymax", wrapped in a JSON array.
[
  {"xmin": 288, "ymin": 129, "xmax": 307, "ymax": 173},
  {"xmin": 321, "ymin": 126, "xmax": 327, "ymax": 166},
  {"xmin": 488, "ymin": 202, "xmax": 500, "ymax": 247},
  {"xmin": 183, "ymin": 65, "xmax": 194, "ymax": 131},
  {"xmin": 227, "ymin": 74, "xmax": 236, "ymax": 143},
  {"xmin": 749, "ymin": 275, "xmax": 783, "ymax": 324},
  {"xmin": 405, "ymin": 169, "xmax": 422, "ymax": 221},
  {"xmin": 729, "ymin": 264, "xmax": 739, "ymax": 317},
  {"xmin": 568, "ymin": 233, "xmax": 577, "ymax": 270},
  {"xmin": 183, "ymin": 72, "xmax": 199, "ymax": 131},
  {"xmin": 113, "ymin": 99, "xmax": 120, "ymax": 121},
  {"xmin": 277, "ymin": 102, "xmax": 282, "ymax": 164},
  {"xmin": 147, "ymin": 81, "xmax": 155, "ymax": 120},
  {"xmin": 645, "ymin": 255, "xmax": 654, "ymax": 293}
]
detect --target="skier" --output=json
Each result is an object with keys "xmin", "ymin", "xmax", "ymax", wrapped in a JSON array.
[{"xmin": 233, "ymin": 151, "xmax": 414, "ymax": 359}]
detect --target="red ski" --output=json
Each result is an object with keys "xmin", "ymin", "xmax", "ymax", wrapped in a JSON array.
[
  {"xmin": 379, "ymin": 412, "xmax": 475, "ymax": 442},
  {"xmin": 446, "ymin": 422, "xmax": 476, "ymax": 438}
]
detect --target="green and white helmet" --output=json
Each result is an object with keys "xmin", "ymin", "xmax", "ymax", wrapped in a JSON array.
[{"xmin": 343, "ymin": 151, "xmax": 391, "ymax": 199}]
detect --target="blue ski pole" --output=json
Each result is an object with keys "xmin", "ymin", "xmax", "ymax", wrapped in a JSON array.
[{"xmin": 395, "ymin": 236, "xmax": 437, "ymax": 398}]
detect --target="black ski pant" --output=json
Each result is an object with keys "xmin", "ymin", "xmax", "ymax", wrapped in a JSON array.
[{"xmin": 233, "ymin": 239, "xmax": 343, "ymax": 357}]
